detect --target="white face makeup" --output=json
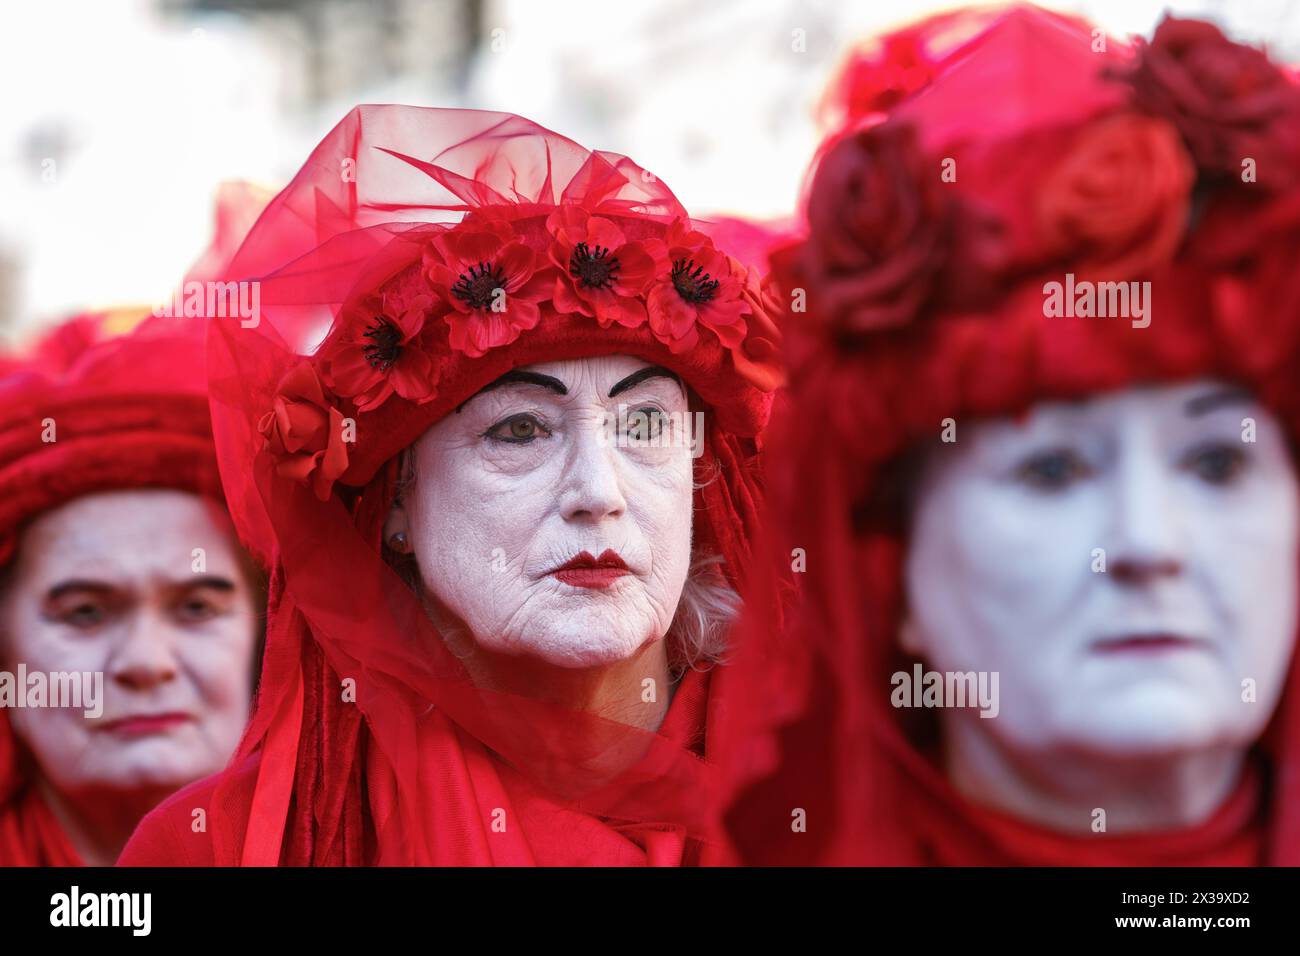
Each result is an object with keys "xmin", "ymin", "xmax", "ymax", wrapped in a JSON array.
[
  {"xmin": 0, "ymin": 489, "xmax": 259, "ymax": 796},
  {"xmin": 903, "ymin": 379, "xmax": 1299, "ymax": 760},
  {"xmin": 392, "ymin": 354, "xmax": 696, "ymax": 669}
]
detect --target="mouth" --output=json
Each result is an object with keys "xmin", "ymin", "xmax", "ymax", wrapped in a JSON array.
[
  {"xmin": 547, "ymin": 549, "xmax": 631, "ymax": 590},
  {"xmin": 98, "ymin": 712, "xmax": 193, "ymax": 737},
  {"xmin": 1092, "ymin": 633, "xmax": 1209, "ymax": 656}
]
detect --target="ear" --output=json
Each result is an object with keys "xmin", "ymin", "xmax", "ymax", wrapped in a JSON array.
[
  {"xmin": 898, "ymin": 607, "xmax": 925, "ymax": 656},
  {"xmin": 384, "ymin": 498, "xmax": 412, "ymax": 553}
]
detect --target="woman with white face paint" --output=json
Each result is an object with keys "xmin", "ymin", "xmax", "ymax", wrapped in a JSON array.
[
  {"xmin": 120, "ymin": 105, "xmax": 782, "ymax": 866},
  {"xmin": 0, "ymin": 315, "xmax": 262, "ymax": 866},
  {"xmin": 722, "ymin": 7, "xmax": 1300, "ymax": 865}
]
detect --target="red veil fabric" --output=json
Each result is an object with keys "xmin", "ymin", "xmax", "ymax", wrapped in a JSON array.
[
  {"xmin": 0, "ymin": 313, "xmax": 224, "ymax": 866},
  {"xmin": 719, "ymin": 6, "xmax": 1300, "ymax": 865},
  {"xmin": 119, "ymin": 106, "xmax": 782, "ymax": 866}
]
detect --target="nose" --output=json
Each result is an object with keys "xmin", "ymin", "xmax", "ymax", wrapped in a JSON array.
[
  {"xmin": 1106, "ymin": 429, "xmax": 1186, "ymax": 587},
  {"xmin": 558, "ymin": 419, "xmax": 627, "ymax": 523},
  {"xmin": 107, "ymin": 613, "xmax": 180, "ymax": 691}
]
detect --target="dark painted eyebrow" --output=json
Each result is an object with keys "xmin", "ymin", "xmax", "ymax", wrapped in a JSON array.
[
  {"xmin": 174, "ymin": 576, "xmax": 237, "ymax": 592},
  {"xmin": 46, "ymin": 576, "xmax": 237, "ymax": 601},
  {"xmin": 454, "ymin": 366, "xmax": 683, "ymax": 412},
  {"xmin": 609, "ymin": 366, "xmax": 683, "ymax": 399},
  {"xmin": 46, "ymin": 580, "xmax": 116, "ymax": 601},
  {"xmin": 1185, "ymin": 388, "xmax": 1251, "ymax": 417},
  {"xmin": 455, "ymin": 371, "xmax": 568, "ymax": 413}
]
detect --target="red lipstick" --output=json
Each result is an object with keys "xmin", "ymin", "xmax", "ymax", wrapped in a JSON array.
[
  {"xmin": 1094, "ymin": 634, "xmax": 1204, "ymax": 655},
  {"xmin": 548, "ymin": 549, "xmax": 630, "ymax": 589},
  {"xmin": 99, "ymin": 712, "xmax": 192, "ymax": 737}
]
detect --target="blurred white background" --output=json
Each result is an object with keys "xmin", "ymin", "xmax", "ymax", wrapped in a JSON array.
[{"xmin": 2, "ymin": 0, "xmax": 1297, "ymax": 344}]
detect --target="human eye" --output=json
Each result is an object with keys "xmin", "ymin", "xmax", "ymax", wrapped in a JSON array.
[
  {"xmin": 47, "ymin": 593, "xmax": 113, "ymax": 632},
  {"xmin": 483, "ymin": 412, "xmax": 552, "ymax": 445},
  {"xmin": 173, "ymin": 591, "xmax": 224, "ymax": 625},
  {"xmin": 1013, "ymin": 448, "xmax": 1093, "ymax": 490},
  {"xmin": 623, "ymin": 405, "xmax": 669, "ymax": 442},
  {"xmin": 1181, "ymin": 441, "xmax": 1248, "ymax": 486}
]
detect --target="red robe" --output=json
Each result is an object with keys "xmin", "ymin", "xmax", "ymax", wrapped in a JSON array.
[
  {"xmin": 119, "ymin": 667, "xmax": 717, "ymax": 866},
  {"xmin": 0, "ymin": 713, "xmax": 82, "ymax": 866}
]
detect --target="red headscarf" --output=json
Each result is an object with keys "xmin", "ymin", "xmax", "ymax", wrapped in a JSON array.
[
  {"xmin": 0, "ymin": 312, "xmax": 225, "ymax": 865},
  {"xmin": 119, "ymin": 106, "xmax": 783, "ymax": 866},
  {"xmin": 720, "ymin": 6, "xmax": 1300, "ymax": 865}
]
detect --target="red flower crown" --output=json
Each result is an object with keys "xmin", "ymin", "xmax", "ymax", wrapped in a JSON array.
[
  {"xmin": 258, "ymin": 205, "xmax": 782, "ymax": 501},
  {"xmin": 784, "ymin": 12, "xmax": 1300, "ymax": 356}
]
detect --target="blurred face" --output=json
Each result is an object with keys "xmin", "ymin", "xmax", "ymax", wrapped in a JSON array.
[
  {"xmin": 0, "ymin": 490, "xmax": 259, "ymax": 795},
  {"xmin": 903, "ymin": 379, "xmax": 1299, "ymax": 758},
  {"xmin": 395, "ymin": 354, "xmax": 695, "ymax": 668}
]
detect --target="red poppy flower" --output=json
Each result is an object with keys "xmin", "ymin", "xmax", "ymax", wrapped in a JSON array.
[
  {"xmin": 645, "ymin": 219, "xmax": 748, "ymax": 354},
  {"xmin": 258, "ymin": 362, "xmax": 351, "ymax": 501},
  {"xmin": 321, "ymin": 269, "xmax": 437, "ymax": 411},
  {"xmin": 547, "ymin": 206, "xmax": 664, "ymax": 329},
  {"xmin": 424, "ymin": 218, "xmax": 551, "ymax": 357}
]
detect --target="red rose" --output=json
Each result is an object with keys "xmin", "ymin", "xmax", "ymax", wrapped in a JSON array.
[
  {"xmin": 258, "ymin": 363, "xmax": 351, "ymax": 501},
  {"xmin": 800, "ymin": 122, "xmax": 946, "ymax": 335},
  {"xmin": 1036, "ymin": 112, "xmax": 1195, "ymax": 278},
  {"xmin": 424, "ymin": 218, "xmax": 552, "ymax": 357},
  {"xmin": 645, "ymin": 219, "xmax": 748, "ymax": 354},
  {"xmin": 1131, "ymin": 16, "xmax": 1300, "ymax": 186}
]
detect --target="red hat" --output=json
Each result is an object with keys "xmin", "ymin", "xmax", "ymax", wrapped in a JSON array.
[
  {"xmin": 0, "ymin": 312, "xmax": 222, "ymax": 569},
  {"xmin": 122, "ymin": 106, "xmax": 782, "ymax": 866},
  {"xmin": 722, "ymin": 6, "xmax": 1300, "ymax": 864}
]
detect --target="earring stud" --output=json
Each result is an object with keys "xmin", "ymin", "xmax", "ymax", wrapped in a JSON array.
[{"xmin": 389, "ymin": 531, "xmax": 408, "ymax": 551}]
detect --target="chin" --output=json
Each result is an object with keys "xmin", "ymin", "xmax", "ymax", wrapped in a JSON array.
[
  {"xmin": 1059, "ymin": 695, "xmax": 1238, "ymax": 756},
  {"xmin": 526, "ymin": 633, "xmax": 653, "ymax": 668},
  {"xmin": 71, "ymin": 764, "xmax": 197, "ymax": 794},
  {"xmin": 520, "ymin": 621, "xmax": 660, "ymax": 669},
  {"xmin": 482, "ymin": 600, "xmax": 662, "ymax": 668},
  {"xmin": 92, "ymin": 743, "xmax": 215, "ymax": 789}
]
